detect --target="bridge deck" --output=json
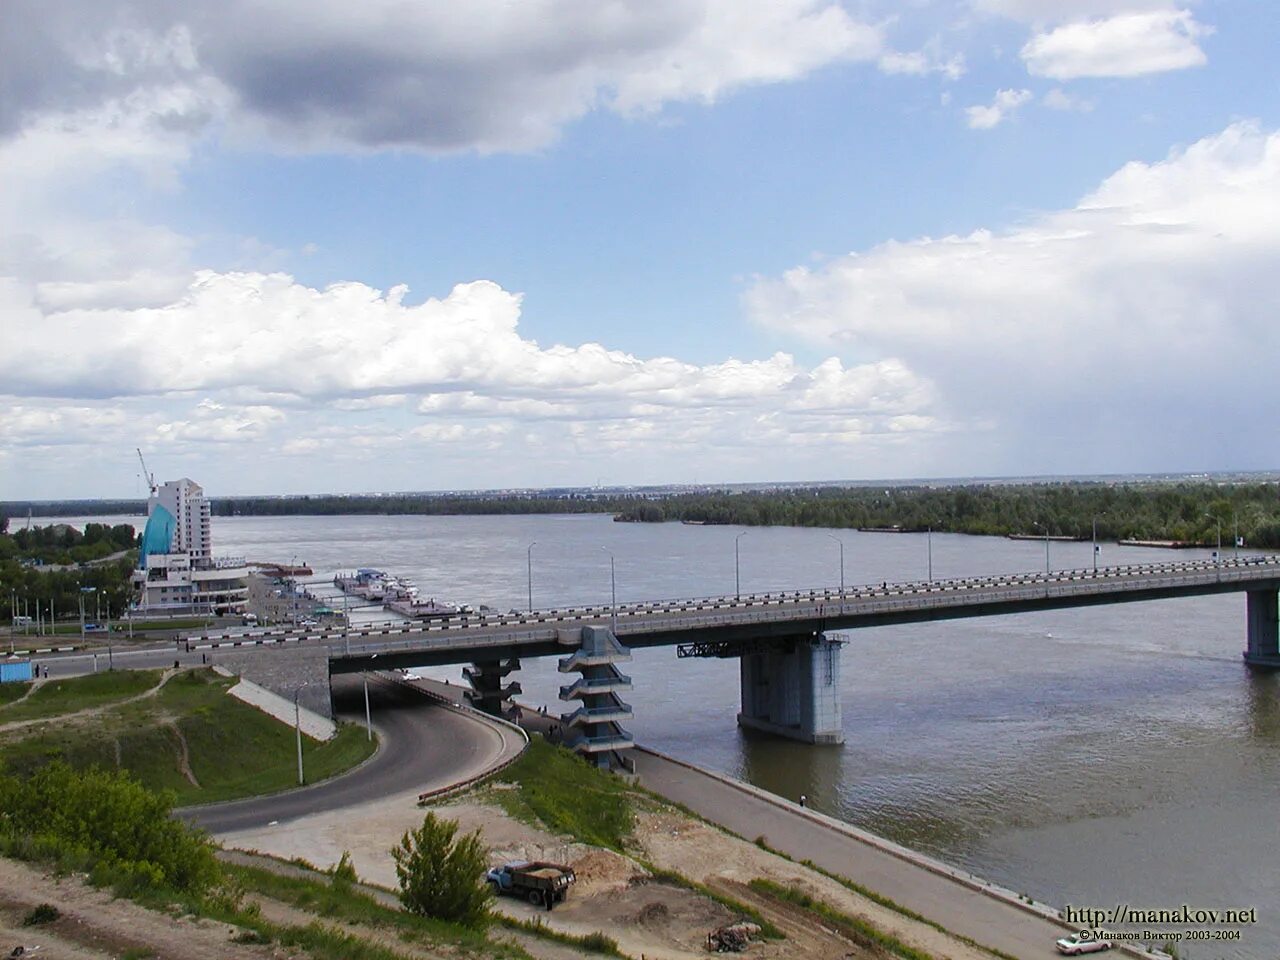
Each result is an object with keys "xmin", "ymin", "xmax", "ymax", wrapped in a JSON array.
[{"xmin": 185, "ymin": 555, "xmax": 1280, "ymax": 670}]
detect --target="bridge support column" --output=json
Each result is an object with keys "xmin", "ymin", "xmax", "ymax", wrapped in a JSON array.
[
  {"xmin": 558, "ymin": 625, "xmax": 635, "ymax": 770},
  {"xmin": 738, "ymin": 633, "xmax": 844, "ymax": 744},
  {"xmin": 463, "ymin": 659, "xmax": 522, "ymax": 717},
  {"xmin": 1244, "ymin": 589, "xmax": 1280, "ymax": 669}
]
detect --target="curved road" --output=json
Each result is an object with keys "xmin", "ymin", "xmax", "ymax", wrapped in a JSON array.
[{"xmin": 181, "ymin": 674, "xmax": 524, "ymax": 835}]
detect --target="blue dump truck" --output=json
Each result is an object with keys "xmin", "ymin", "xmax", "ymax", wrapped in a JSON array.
[{"xmin": 484, "ymin": 861, "xmax": 575, "ymax": 910}]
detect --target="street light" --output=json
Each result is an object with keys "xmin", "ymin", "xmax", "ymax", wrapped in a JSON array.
[
  {"xmin": 600, "ymin": 547, "xmax": 617, "ymax": 634},
  {"xmin": 78, "ymin": 586, "xmax": 97, "ymax": 641},
  {"xmin": 734, "ymin": 531, "xmax": 748, "ymax": 599},
  {"xmin": 1091, "ymin": 514, "xmax": 1106, "ymax": 574},
  {"xmin": 1033, "ymin": 522, "xmax": 1050, "ymax": 576},
  {"xmin": 927, "ymin": 525, "xmax": 933, "ymax": 582},
  {"xmin": 363, "ymin": 653, "xmax": 378, "ymax": 741},
  {"xmin": 527, "ymin": 541, "xmax": 537, "ymax": 613},
  {"xmin": 825, "ymin": 534, "xmax": 845, "ymax": 594},
  {"xmin": 293, "ymin": 681, "xmax": 314, "ymax": 784},
  {"xmin": 1205, "ymin": 514, "xmax": 1222, "ymax": 565}
]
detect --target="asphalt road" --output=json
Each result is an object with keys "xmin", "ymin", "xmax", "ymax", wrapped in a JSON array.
[{"xmin": 179, "ymin": 674, "xmax": 512, "ymax": 834}]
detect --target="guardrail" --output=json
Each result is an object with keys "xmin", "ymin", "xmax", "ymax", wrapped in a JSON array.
[
  {"xmin": 367, "ymin": 673, "xmax": 530, "ymax": 803},
  {"xmin": 184, "ymin": 556, "xmax": 1280, "ymax": 659}
]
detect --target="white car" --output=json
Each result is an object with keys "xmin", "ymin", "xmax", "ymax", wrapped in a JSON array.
[
  {"xmin": 298, "ymin": 618, "xmax": 320, "ymax": 629},
  {"xmin": 1056, "ymin": 932, "xmax": 1113, "ymax": 955}
]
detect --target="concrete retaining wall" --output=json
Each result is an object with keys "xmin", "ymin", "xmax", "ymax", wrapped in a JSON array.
[{"xmin": 213, "ymin": 642, "xmax": 332, "ymax": 718}]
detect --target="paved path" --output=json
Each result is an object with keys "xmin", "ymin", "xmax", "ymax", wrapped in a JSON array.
[
  {"xmin": 632, "ymin": 748, "xmax": 1076, "ymax": 960},
  {"xmin": 181, "ymin": 673, "xmax": 524, "ymax": 835}
]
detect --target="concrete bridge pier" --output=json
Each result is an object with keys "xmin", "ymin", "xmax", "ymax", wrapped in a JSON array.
[
  {"xmin": 463, "ymin": 658, "xmax": 522, "ymax": 717},
  {"xmin": 738, "ymin": 633, "xmax": 844, "ymax": 744},
  {"xmin": 1244, "ymin": 589, "xmax": 1280, "ymax": 669}
]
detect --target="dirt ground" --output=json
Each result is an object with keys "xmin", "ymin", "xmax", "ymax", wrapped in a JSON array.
[
  {"xmin": 219, "ymin": 786, "xmax": 1000, "ymax": 960},
  {"xmin": 0, "ymin": 857, "xmax": 279, "ymax": 960}
]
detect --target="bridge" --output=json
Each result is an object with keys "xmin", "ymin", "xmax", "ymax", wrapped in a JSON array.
[{"xmin": 192, "ymin": 555, "xmax": 1280, "ymax": 768}]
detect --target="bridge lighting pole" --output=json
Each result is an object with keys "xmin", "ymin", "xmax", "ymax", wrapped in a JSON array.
[
  {"xmin": 825, "ymin": 534, "xmax": 845, "ymax": 597},
  {"xmin": 1034, "ymin": 523, "xmax": 1050, "ymax": 575},
  {"xmin": 1092, "ymin": 515, "xmax": 1104, "ymax": 574},
  {"xmin": 735, "ymin": 531, "xmax": 748, "ymax": 599},
  {"xmin": 1205, "ymin": 514, "xmax": 1221, "ymax": 565},
  {"xmin": 1234, "ymin": 513, "xmax": 1239, "ymax": 558},
  {"xmin": 600, "ymin": 547, "xmax": 617, "ymax": 634},
  {"xmin": 527, "ymin": 542, "xmax": 537, "ymax": 612},
  {"xmin": 927, "ymin": 526, "xmax": 933, "ymax": 582}
]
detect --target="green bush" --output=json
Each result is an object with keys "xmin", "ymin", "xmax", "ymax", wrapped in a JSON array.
[
  {"xmin": 391, "ymin": 813, "xmax": 492, "ymax": 930},
  {"xmin": 0, "ymin": 762, "xmax": 220, "ymax": 895},
  {"xmin": 22, "ymin": 903, "xmax": 60, "ymax": 925}
]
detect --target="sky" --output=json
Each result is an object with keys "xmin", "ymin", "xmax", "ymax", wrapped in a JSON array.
[{"xmin": 2, "ymin": 0, "xmax": 1278, "ymax": 500}]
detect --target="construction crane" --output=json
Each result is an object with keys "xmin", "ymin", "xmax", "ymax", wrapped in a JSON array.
[{"xmin": 136, "ymin": 447, "xmax": 157, "ymax": 496}]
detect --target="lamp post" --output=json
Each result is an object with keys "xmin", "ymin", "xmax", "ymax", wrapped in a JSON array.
[
  {"xmin": 734, "ymin": 531, "xmax": 748, "ymax": 599},
  {"xmin": 1091, "ymin": 514, "xmax": 1105, "ymax": 574},
  {"xmin": 363, "ymin": 653, "xmax": 378, "ymax": 741},
  {"xmin": 927, "ymin": 525, "xmax": 933, "ymax": 582},
  {"xmin": 1233, "ymin": 512, "xmax": 1239, "ymax": 559},
  {"xmin": 600, "ymin": 547, "xmax": 617, "ymax": 634},
  {"xmin": 825, "ymin": 534, "xmax": 845, "ymax": 594},
  {"xmin": 293, "ymin": 681, "xmax": 314, "ymax": 785},
  {"xmin": 527, "ymin": 541, "xmax": 537, "ymax": 613},
  {"xmin": 1205, "ymin": 514, "xmax": 1222, "ymax": 565},
  {"xmin": 78, "ymin": 586, "xmax": 96, "ymax": 641},
  {"xmin": 1033, "ymin": 522, "xmax": 1050, "ymax": 576}
]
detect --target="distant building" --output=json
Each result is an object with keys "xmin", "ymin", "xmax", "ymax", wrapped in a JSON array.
[{"xmin": 132, "ymin": 478, "xmax": 247, "ymax": 616}]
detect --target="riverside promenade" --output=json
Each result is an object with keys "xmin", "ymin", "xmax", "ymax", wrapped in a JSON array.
[{"xmin": 632, "ymin": 748, "xmax": 1161, "ymax": 960}]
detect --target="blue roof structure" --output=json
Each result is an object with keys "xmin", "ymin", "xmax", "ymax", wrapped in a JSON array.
[{"xmin": 139, "ymin": 504, "xmax": 175, "ymax": 569}]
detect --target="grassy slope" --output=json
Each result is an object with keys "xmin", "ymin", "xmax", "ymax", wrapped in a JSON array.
[
  {"xmin": 492, "ymin": 737, "xmax": 634, "ymax": 850},
  {"xmin": 0, "ymin": 682, "xmax": 31, "ymax": 706},
  {"xmin": 0, "ymin": 669, "xmax": 376, "ymax": 803},
  {"xmin": 0, "ymin": 669, "xmax": 159, "ymax": 722}
]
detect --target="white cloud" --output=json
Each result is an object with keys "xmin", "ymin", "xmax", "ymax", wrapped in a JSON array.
[
  {"xmin": 973, "ymin": 0, "xmax": 1178, "ymax": 22},
  {"xmin": 878, "ymin": 45, "xmax": 966, "ymax": 80},
  {"xmin": 965, "ymin": 88, "xmax": 1033, "ymax": 129},
  {"xmin": 0, "ymin": 270, "xmax": 942, "ymax": 492},
  {"xmin": 746, "ymin": 123, "xmax": 1280, "ymax": 469},
  {"xmin": 1021, "ymin": 10, "xmax": 1209, "ymax": 79},
  {"xmin": 1042, "ymin": 87, "xmax": 1094, "ymax": 112}
]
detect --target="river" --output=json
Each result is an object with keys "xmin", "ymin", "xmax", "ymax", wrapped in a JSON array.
[{"xmin": 41, "ymin": 511, "xmax": 1280, "ymax": 958}]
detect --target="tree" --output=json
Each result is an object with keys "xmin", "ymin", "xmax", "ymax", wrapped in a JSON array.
[{"xmin": 391, "ymin": 812, "xmax": 492, "ymax": 929}]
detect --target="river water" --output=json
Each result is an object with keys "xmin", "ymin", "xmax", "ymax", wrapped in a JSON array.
[{"xmin": 46, "ymin": 512, "xmax": 1280, "ymax": 957}]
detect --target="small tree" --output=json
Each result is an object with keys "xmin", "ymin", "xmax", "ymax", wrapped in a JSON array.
[{"xmin": 391, "ymin": 812, "xmax": 491, "ymax": 929}]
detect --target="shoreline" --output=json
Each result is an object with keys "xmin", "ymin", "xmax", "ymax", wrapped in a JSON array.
[{"xmin": 633, "ymin": 744, "xmax": 1170, "ymax": 960}]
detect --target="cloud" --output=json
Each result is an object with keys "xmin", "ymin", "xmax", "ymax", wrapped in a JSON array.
[
  {"xmin": 878, "ymin": 44, "xmax": 966, "ymax": 80},
  {"xmin": 0, "ymin": 270, "xmax": 942, "ymax": 491},
  {"xmin": 1042, "ymin": 87, "xmax": 1094, "ymax": 112},
  {"xmin": 965, "ymin": 88, "xmax": 1033, "ymax": 129},
  {"xmin": 745, "ymin": 122, "xmax": 1280, "ymax": 469},
  {"xmin": 973, "ymin": 0, "xmax": 1178, "ymax": 22},
  {"xmin": 2, "ymin": 0, "xmax": 888, "ymax": 155},
  {"xmin": 1021, "ymin": 10, "xmax": 1210, "ymax": 79}
]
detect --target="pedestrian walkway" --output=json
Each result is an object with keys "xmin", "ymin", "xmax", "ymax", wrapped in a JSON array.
[{"xmin": 633, "ymin": 748, "xmax": 1104, "ymax": 960}]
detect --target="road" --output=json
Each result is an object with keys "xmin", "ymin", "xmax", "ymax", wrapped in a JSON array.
[
  {"xmin": 173, "ymin": 555, "xmax": 1280, "ymax": 671},
  {"xmin": 180, "ymin": 674, "xmax": 524, "ymax": 835},
  {"xmin": 632, "ymin": 748, "xmax": 1118, "ymax": 960}
]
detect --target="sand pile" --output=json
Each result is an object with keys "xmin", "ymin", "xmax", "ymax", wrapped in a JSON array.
[{"xmin": 571, "ymin": 849, "xmax": 645, "ymax": 893}]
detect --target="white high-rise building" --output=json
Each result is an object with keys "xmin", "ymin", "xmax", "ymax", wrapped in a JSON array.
[
  {"xmin": 153, "ymin": 478, "xmax": 212, "ymax": 560},
  {"xmin": 132, "ymin": 476, "xmax": 247, "ymax": 616}
]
